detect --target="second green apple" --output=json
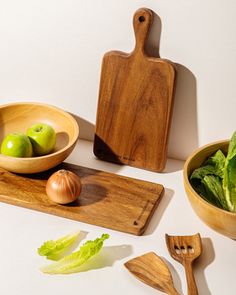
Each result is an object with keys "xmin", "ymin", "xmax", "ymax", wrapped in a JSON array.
[{"xmin": 27, "ymin": 123, "xmax": 56, "ymax": 156}]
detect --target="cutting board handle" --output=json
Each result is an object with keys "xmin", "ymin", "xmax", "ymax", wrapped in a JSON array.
[{"xmin": 133, "ymin": 8, "xmax": 153, "ymax": 55}]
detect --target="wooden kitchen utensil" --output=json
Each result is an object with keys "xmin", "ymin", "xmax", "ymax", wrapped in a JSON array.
[
  {"xmin": 94, "ymin": 8, "xmax": 175, "ymax": 172},
  {"xmin": 0, "ymin": 163, "xmax": 164, "ymax": 235},
  {"xmin": 165, "ymin": 233, "xmax": 202, "ymax": 295},
  {"xmin": 124, "ymin": 252, "xmax": 180, "ymax": 295}
]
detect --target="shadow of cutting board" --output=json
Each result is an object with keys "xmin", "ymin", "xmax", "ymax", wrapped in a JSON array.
[
  {"xmin": 94, "ymin": 8, "xmax": 176, "ymax": 172},
  {"xmin": 0, "ymin": 163, "xmax": 164, "ymax": 235}
]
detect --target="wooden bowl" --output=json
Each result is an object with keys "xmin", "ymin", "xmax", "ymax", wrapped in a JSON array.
[
  {"xmin": 0, "ymin": 102, "xmax": 79, "ymax": 174},
  {"xmin": 183, "ymin": 140, "xmax": 236, "ymax": 239}
]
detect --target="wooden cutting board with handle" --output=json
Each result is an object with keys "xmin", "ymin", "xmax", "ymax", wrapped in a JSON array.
[
  {"xmin": 94, "ymin": 8, "xmax": 175, "ymax": 172},
  {"xmin": 0, "ymin": 163, "xmax": 164, "ymax": 235}
]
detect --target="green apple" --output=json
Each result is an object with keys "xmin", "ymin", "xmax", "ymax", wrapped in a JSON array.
[
  {"xmin": 26, "ymin": 123, "xmax": 56, "ymax": 156},
  {"xmin": 1, "ymin": 132, "xmax": 33, "ymax": 157}
]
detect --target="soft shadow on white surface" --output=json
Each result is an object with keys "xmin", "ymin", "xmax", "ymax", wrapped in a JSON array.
[
  {"xmin": 92, "ymin": 157, "xmax": 124, "ymax": 174},
  {"xmin": 145, "ymin": 10, "xmax": 161, "ymax": 57},
  {"xmin": 70, "ymin": 113, "xmax": 95, "ymax": 141},
  {"xmin": 144, "ymin": 188, "xmax": 174, "ymax": 235},
  {"xmin": 194, "ymin": 237, "xmax": 215, "ymax": 295},
  {"xmin": 163, "ymin": 158, "xmax": 184, "ymax": 173},
  {"xmin": 69, "ymin": 244, "xmax": 132, "ymax": 273},
  {"xmin": 168, "ymin": 64, "xmax": 198, "ymax": 161},
  {"xmin": 145, "ymin": 11, "xmax": 199, "ymax": 162}
]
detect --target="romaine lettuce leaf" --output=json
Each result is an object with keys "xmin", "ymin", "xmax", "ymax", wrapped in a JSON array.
[
  {"xmin": 190, "ymin": 165, "xmax": 217, "ymax": 181},
  {"xmin": 189, "ymin": 132, "xmax": 236, "ymax": 212},
  {"xmin": 41, "ymin": 233, "xmax": 109, "ymax": 274},
  {"xmin": 190, "ymin": 148, "xmax": 228, "ymax": 211},
  {"xmin": 202, "ymin": 175, "xmax": 228, "ymax": 210},
  {"xmin": 223, "ymin": 131, "xmax": 236, "ymax": 212},
  {"xmin": 190, "ymin": 149, "xmax": 225, "ymax": 182},
  {"xmin": 38, "ymin": 231, "xmax": 80, "ymax": 261},
  {"xmin": 204, "ymin": 149, "xmax": 226, "ymax": 178}
]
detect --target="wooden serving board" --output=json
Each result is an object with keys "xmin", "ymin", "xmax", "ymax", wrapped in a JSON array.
[
  {"xmin": 94, "ymin": 8, "xmax": 175, "ymax": 172},
  {"xmin": 0, "ymin": 163, "xmax": 164, "ymax": 235}
]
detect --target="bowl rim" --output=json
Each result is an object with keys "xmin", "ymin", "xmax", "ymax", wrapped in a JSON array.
[
  {"xmin": 0, "ymin": 101, "xmax": 79, "ymax": 161},
  {"xmin": 183, "ymin": 139, "xmax": 236, "ymax": 217}
]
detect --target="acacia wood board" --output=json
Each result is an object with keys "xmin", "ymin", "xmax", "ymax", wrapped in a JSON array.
[
  {"xmin": 0, "ymin": 163, "xmax": 164, "ymax": 235},
  {"xmin": 94, "ymin": 8, "xmax": 175, "ymax": 172}
]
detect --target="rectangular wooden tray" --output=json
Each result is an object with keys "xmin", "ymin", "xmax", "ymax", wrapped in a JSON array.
[{"xmin": 0, "ymin": 163, "xmax": 164, "ymax": 235}]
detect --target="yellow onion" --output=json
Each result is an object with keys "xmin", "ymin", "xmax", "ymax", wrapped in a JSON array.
[{"xmin": 46, "ymin": 169, "xmax": 82, "ymax": 204}]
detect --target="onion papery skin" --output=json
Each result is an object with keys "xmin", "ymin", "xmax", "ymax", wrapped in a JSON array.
[{"xmin": 46, "ymin": 169, "xmax": 82, "ymax": 204}]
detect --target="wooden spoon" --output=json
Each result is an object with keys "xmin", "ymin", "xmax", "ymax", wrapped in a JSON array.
[
  {"xmin": 165, "ymin": 233, "xmax": 202, "ymax": 295},
  {"xmin": 124, "ymin": 252, "xmax": 180, "ymax": 295}
]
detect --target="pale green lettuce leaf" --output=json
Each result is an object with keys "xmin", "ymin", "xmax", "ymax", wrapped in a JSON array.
[
  {"xmin": 190, "ymin": 149, "xmax": 226, "ymax": 182},
  {"xmin": 38, "ymin": 231, "xmax": 80, "ymax": 261},
  {"xmin": 190, "ymin": 149, "xmax": 228, "ymax": 211},
  {"xmin": 41, "ymin": 233, "xmax": 109, "ymax": 274},
  {"xmin": 190, "ymin": 132, "xmax": 236, "ymax": 212},
  {"xmin": 223, "ymin": 131, "xmax": 236, "ymax": 212}
]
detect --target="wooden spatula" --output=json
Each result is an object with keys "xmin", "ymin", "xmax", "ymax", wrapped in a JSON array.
[
  {"xmin": 165, "ymin": 233, "xmax": 202, "ymax": 295},
  {"xmin": 94, "ymin": 8, "xmax": 175, "ymax": 172},
  {"xmin": 124, "ymin": 252, "xmax": 180, "ymax": 295}
]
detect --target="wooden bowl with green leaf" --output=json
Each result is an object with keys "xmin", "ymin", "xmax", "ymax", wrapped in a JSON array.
[
  {"xmin": 0, "ymin": 102, "xmax": 79, "ymax": 174},
  {"xmin": 183, "ymin": 133, "xmax": 236, "ymax": 239}
]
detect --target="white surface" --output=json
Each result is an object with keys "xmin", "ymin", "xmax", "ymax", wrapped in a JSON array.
[
  {"xmin": 0, "ymin": 1, "xmax": 236, "ymax": 160},
  {"xmin": 0, "ymin": 139, "xmax": 235, "ymax": 295}
]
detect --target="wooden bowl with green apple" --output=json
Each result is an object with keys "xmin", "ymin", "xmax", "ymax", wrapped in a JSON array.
[
  {"xmin": 0, "ymin": 102, "xmax": 79, "ymax": 174},
  {"xmin": 183, "ymin": 135, "xmax": 236, "ymax": 239}
]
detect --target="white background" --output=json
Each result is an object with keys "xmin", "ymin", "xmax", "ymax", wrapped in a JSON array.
[
  {"xmin": 0, "ymin": 0, "xmax": 236, "ymax": 160},
  {"xmin": 0, "ymin": 2, "xmax": 236, "ymax": 294}
]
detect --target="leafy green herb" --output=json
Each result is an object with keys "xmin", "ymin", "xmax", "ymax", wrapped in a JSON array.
[
  {"xmin": 41, "ymin": 233, "xmax": 109, "ymax": 274},
  {"xmin": 38, "ymin": 231, "xmax": 80, "ymax": 261},
  {"xmin": 190, "ymin": 132, "xmax": 236, "ymax": 213}
]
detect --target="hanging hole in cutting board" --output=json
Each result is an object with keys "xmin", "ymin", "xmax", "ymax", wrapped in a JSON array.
[{"xmin": 139, "ymin": 16, "xmax": 145, "ymax": 22}]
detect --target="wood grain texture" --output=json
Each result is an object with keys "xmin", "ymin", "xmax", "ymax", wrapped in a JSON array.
[
  {"xmin": 166, "ymin": 234, "xmax": 202, "ymax": 295},
  {"xmin": 0, "ymin": 102, "xmax": 79, "ymax": 174},
  {"xmin": 0, "ymin": 162, "xmax": 164, "ymax": 235},
  {"xmin": 94, "ymin": 8, "xmax": 175, "ymax": 172},
  {"xmin": 125, "ymin": 252, "xmax": 180, "ymax": 295}
]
